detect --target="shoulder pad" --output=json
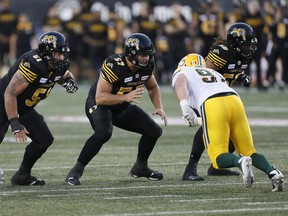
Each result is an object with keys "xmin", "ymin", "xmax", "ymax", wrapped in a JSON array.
[
  {"xmin": 18, "ymin": 51, "xmax": 47, "ymax": 83},
  {"xmin": 218, "ymin": 44, "xmax": 229, "ymax": 50},
  {"xmin": 100, "ymin": 54, "xmax": 124, "ymax": 83}
]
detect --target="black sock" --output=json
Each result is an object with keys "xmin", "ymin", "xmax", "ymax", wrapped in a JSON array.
[
  {"xmin": 187, "ymin": 157, "xmax": 198, "ymax": 167},
  {"xmin": 189, "ymin": 127, "xmax": 205, "ymax": 162},
  {"xmin": 17, "ymin": 165, "xmax": 31, "ymax": 176},
  {"xmin": 71, "ymin": 162, "xmax": 85, "ymax": 177},
  {"xmin": 135, "ymin": 158, "xmax": 148, "ymax": 167}
]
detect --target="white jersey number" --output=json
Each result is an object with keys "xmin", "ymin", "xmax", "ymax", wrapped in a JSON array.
[{"xmin": 195, "ymin": 68, "xmax": 225, "ymax": 83}]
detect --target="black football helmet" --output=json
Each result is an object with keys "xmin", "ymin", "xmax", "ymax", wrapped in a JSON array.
[
  {"xmin": 124, "ymin": 33, "xmax": 155, "ymax": 68},
  {"xmin": 38, "ymin": 31, "xmax": 70, "ymax": 70},
  {"xmin": 227, "ymin": 22, "xmax": 258, "ymax": 60}
]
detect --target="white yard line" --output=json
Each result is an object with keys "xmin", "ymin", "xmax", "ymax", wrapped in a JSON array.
[
  {"xmin": 3, "ymin": 115, "xmax": 287, "ymax": 142},
  {"xmin": 46, "ymin": 116, "xmax": 288, "ymax": 127},
  {"xmin": 1, "ymin": 179, "xmax": 287, "ymax": 216},
  {"xmin": 0, "ymin": 181, "xmax": 279, "ymax": 195},
  {"xmin": 102, "ymin": 208, "xmax": 288, "ymax": 216}
]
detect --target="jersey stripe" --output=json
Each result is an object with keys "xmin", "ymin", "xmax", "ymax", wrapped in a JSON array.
[
  {"xmin": 207, "ymin": 52, "xmax": 226, "ymax": 68},
  {"xmin": 19, "ymin": 62, "xmax": 37, "ymax": 83},
  {"xmin": 102, "ymin": 61, "xmax": 118, "ymax": 83},
  {"xmin": 201, "ymin": 103, "xmax": 210, "ymax": 148},
  {"xmin": 100, "ymin": 75, "xmax": 109, "ymax": 83}
]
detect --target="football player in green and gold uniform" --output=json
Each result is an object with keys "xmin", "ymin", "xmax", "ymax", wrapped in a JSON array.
[
  {"xmin": 173, "ymin": 53, "xmax": 284, "ymax": 192},
  {"xmin": 182, "ymin": 22, "xmax": 258, "ymax": 181}
]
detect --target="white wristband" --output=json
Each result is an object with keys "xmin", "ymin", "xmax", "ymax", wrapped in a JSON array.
[{"xmin": 179, "ymin": 99, "xmax": 189, "ymax": 107}]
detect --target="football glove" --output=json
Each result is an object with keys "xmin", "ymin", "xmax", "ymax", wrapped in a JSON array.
[
  {"xmin": 242, "ymin": 75, "xmax": 252, "ymax": 87},
  {"xmin": 180, "ymin": 99, "xmax": 200, "ymax": 127},
  {"xmin": 10, "ymin": 117, "xmax": 25, "ymax": 134},
  {"xmin": 63, "ymin": 77, "xmax": 78, "ymax": 93},
  {"xmin": 237, "ymin": 72, "xmax": 252, "ymax": 87}
]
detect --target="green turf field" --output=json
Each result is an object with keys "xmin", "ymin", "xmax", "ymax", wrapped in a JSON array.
[{"xmin": 0, "ymin": 85, "xmax": 287, "ymax": 216}]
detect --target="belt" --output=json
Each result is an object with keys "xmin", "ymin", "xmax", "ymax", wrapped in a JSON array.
[{"xmin": 207, "ymin": 92, "xmax": 237, "ymax": 100}]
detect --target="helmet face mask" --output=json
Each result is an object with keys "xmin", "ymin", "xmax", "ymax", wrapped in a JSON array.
[
  {"xmin": 227, "ymin": 22, "xmax": 258, "ymax": 60},
  {"xmin": 124, "ymin": 33, "xmax": 155, "ymax": 68},
  {"xmin": 38, "ymin": 31, "xmax": 70, "ymax": 70},
  {"xmin": 239, "ymin": 38, "xmax": 257, "ymax": 57}
]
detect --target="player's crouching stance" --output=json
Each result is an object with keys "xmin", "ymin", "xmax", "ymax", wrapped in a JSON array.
[
  {"xmin": 0, "ymin": 31, "xmax": 78, "ymax": 185},
  {"xmin": 65, "ymin": 33, "xmax": 167, "ymax": 185},
  {"xmin": 172, "ymin": 53, "xmax": 284, "ymax": 192}
]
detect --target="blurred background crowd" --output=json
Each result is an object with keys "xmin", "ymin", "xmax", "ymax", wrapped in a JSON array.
[{"xmin": 0, "ymin": 0, "xmax": 288, "ymax": 91}]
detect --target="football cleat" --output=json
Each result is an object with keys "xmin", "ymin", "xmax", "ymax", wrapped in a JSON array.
[
  {"xmin": 65, "ymin": 176, "xmax": 81, "ymax": 186},
  {"xmin": 238, "ymin": 156, "xmax": 254, "ymax": 188},
  {"xmin": 269, "ymin": 169, "xmax": 284, "ymax": 192},
  {"xmin": 11, "ymin": 172, "xmax": 45, "ymax": 186},
  {"xmin": 130, "ymin": 165, "xmax": 163, "ymax": 181},
  {"xmin": 65, "ymin": 168, "xmax": 82, "ymax": 186},
  {"xmin": 182, "ymin": 164, "xmax": 204, "ymax": 181},
  {"xmin": 207, "ymin": 164, "xmax": 240, "ymax": 176}
]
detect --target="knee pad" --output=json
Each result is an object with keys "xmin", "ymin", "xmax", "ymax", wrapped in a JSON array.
[
  {"xmin": 92, "ymin": 129, "xmax": 112, "ymax": 144},
  {"xmin": 148, "ymin": 124, "xmax": 162, "ymax": 139},
  {"xmin": 154, "ymin": 126, "xmax": 162, "ymax": 138},
  {"xmin": 30, "ymin": 134, "xmax": 54, "ymax": 153},
  {"xmin": 25, "ymin": 136, "xmax": 54, "ymax": 156},
  {"xmin": 43, "ymin": 134, "xmax": 54, "ymax": 149}
]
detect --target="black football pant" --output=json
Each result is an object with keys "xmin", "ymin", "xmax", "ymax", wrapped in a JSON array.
[
  {"xmin": 0, "ymin": 108, "xmax": 54, "ymax": 173},
  {"xmin": 190, "ymin": 127, "xmax": 235, "ymax": 162},
  {"xmin": 77, "ymin": 100, "xmax": 163, "ymax": 166},
  {"xmin": 0, "ymin": 98, "xmax": 9, "ymax": 143}
]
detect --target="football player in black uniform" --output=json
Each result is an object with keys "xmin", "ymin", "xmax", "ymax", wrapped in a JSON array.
[
  {"xmin": 65, "ymin": 33, "xmax": 167, "ymax": 185},
  {"xmin": 0, "ymin": 31, "xmax": 78, "ymax": 185},
  {"xmin": 182, "ymin": 22, "xmax": 258, "ymax": 181}
]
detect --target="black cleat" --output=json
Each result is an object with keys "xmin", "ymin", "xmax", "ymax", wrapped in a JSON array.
[
  {"xmin": 11, "ymin": 172, "xmax": 45, "ymax": 186},
  {"xmin": 182, "ymin": 164, "xmax": 204, "ymax": 181},
  {"xmin": 65, "ymin": 168, "xmax": 82, "ymax": 186},
  {"xmin": 65, "ymin": 176, "xmax": 81, "ymax": 186},
  {"xmin": 130, "ymin": 165, "xmax": 163, "ymax": 181},
  {"xmin": 207, "ymin": 164, "xmax": 240, "ymax": 176},
  {"xmin": 182, "ymin": 174, "xmax": 204, "ymax": 181}
]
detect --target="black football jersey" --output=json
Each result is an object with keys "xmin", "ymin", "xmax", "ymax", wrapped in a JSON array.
[
  {"xmin": 206, "ymin": 44, "xmax": 252, "ymax": 86},
  {"xmin": 0, "ymin": 50, "xmax": 67, "ymax": 114},
  {"xmin": 88, "ymin": 53, "xmax": 154, "ymax": 103}
]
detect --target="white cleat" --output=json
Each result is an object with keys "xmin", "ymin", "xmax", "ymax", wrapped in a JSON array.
[
  {"xmin": 269, "ymin": 169, "xmax": 284, "ymax": 192},
  {"xmin": 238, "ymin": 156, "xmax": 254, "ymax": 188}
]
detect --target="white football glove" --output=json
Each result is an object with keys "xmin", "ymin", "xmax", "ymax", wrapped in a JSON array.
[{"xmin": 180, "ymin": 99, "xmax": 201, "ymax": 127}]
